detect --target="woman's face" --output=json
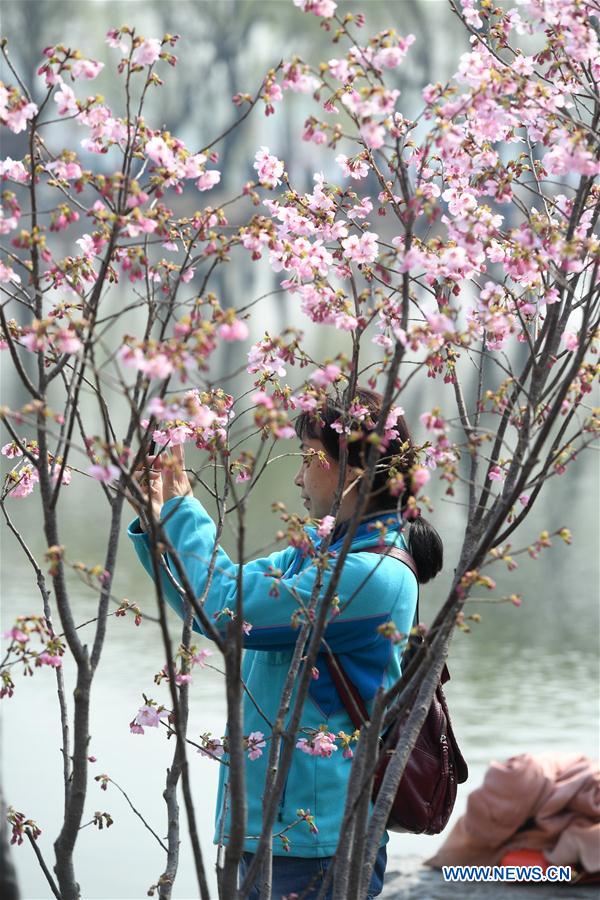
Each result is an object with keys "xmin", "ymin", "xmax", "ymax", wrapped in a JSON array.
[{"xmin": 294, "ymin": 437, "xmax": 357, "ymax": 520}]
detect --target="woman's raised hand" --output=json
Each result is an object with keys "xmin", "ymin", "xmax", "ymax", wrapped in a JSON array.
[
  {"xmin": 124, "ymin": 456, "xmax": 164, "ymax": 532},
  {"xmin": 162, "ymin": 443, "xmax": 193, "ymax": 503}
]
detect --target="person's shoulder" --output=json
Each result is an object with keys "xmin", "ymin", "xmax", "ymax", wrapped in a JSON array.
[{"xmin": 349, "ymin": 541, "xmax": 417, "ymax": 587}]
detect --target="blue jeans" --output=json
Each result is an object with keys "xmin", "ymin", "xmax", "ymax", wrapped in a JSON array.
[{"xmin": 238, "ymin": 845, "xmax": 387, "ymax": 899}]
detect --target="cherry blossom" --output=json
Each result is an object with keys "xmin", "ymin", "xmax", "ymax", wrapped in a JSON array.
[
  {"xmin": 335, "ymin": 153, "xmax": 369, "ymax": 180},
  {"xmin": 282, "ymin": 61, "xmax": 319, "ymax": 94},
  {"xmin": 155, "ymin": 425, "xmax": 194, "ymax": 446},
  {"xmin": 1, "ymin": 441, "xmax": 23, "ymax": 459},
  {"xmin": 54, "ymin": 83, "xmax": 78, "ymax": 116},
  {"xmin": 317, "ymin": 516, "xmax": 335, "ymax": 538},
  {"xmin": 106, "ymin": 29, "xmax": 128, "ymax": 53},
  {"xmin": 562, "ymin": 332, "xmax": 579, "ymax": 352},
  {"xmin": 53, "ymin": 329, "xmax": 82, "ymax": 354},
  {"xmin": 218, "ymin": 320, "xmax": 249, "ymax": 342},
  {"xmin": 252, "ymin": 390, "xmax": 275, "ymax": 410},
  {"xmin": 310, "ymin": 364, "xmax": 341, "ymax": 387},
  {"xmin": 347, "ymin": 196, "xmax": 373, "ymax": 220},
  {"xmin": 196, "ymin": 170, "xmax": 221, "ymax": 191},
  {"xmin": 373, "ymin": 36, "xmax": 415, "ymax": 70},
  {"xmin": 132, "ymin": 704, "xmax": 169, "ymax": 731},
  {"xmin": 293, "ymin": 0, "xmax": 337, "ymax": 17},
  {"xmin": 7, "ymin": 465, "xmax": 39, "ymax": 499},
  {"xmin": 0, "ymin": 261, "xmax": 21, "ymax": 284},
  {"xmin": 296, "ymin": 731, "xmax": 338, "ymax": 757},
  {"xmin": 46, "ymin": 160, "xmax": 83, "ymax": 180},
  {"xmin": 253, "ymin": 147, "xmax": 285, "ymax": 189},
  {"xmin": 37, "ymin": 652, "xmax": 62, "ymax": 668},
  {"xmin": 3, "ymin": 627, "xmax": 29, "ymax": 643},
  {"xmin": 1, "ymin": 84, "xmax": 37, "ymax": 132},
  {"xmin": 191, "ymin": 648, "xmax": 213, "ymax": 668},
  {"xmin": 341, "ymin": 231, "xmax": 379, "ymax": 264},
  {"xmin": 71, "ymin": 59, "xmax": 104, "ymax": 80},
  {"xmin": 132, "ymin": 38, "xmax": 161, "ymax": 67},
  {"xmin": 0, "ymin": 158, "xmax": 29, "ymax": 182},
  {"xmin": 198, "ymin": 736, "xmax": 225, "ymax": 759},
  {"xmin": 247, "ymin": 339, "xmax": 289, "ymax": 379},
  {"xmin": 359, "ymin": 121, "xmax": 386, "ymax": 149},
  {"xmin": 145, "ymin": 135, "xmax": 176, "ymax": 168},
  {"xmin": 247, "ymin": 732, "xmax": 266, "ymax": 761},
  {"xmin": 88, "ymin": 463, "xmax": 120, "ymax": 483},
  {"xmin": 411, "ymin": 467, "xmax": 431, "ymax": 491}
]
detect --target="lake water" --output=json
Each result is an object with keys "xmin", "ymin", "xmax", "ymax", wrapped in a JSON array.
[{"xmin": 2, "ymin": 455, "xmax": 599, "ymax": 899}]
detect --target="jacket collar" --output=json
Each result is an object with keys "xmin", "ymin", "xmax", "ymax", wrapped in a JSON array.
[{"xmin": 326, "ymin": 510, "xmax": 404, "ymax": 551}]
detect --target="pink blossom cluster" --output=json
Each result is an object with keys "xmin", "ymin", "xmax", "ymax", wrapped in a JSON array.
[
  {"xmin": 253, "ymin": 147, "xmax": 285, "ymax": 189},
  {"xmin": 247, "ymin": 175, "xmax": 342, "ymax": 278},
  {"xmin": 141, "ymin": 389, "xmax": 233, "ymax": 457},
  {"xmin": 20, "ymin": 318, "xmax": 83, "ymax": 356},
  {"xmin": 197, "ymin": 734, "xmax": 225, "ymax": 759},
  {"xmin": 119, "ymin": 342, "xmax": 177, "ymax": 380},
  {"xmin": 132, "ymin": 38, "xmax": 162, "ymax": 67},
  {"xmin": 0, "ymin": 83, "xmax": 38, "ymax": 133},
  {"xmin": 320, "ymin": 31, "xmax": 413, "ymax": 151},
  {"xmin": 0, "ymin": 259, "xmax": 20, "ymax": 284},
  {"xmin": 7, "ymin": 809, "xmax": 42, "ymax": 845},
  {"xmin": 247, "ymin": 335, "xmax": 294, "ymax": 381},
  {"xmin": 293, "ymin": 0, "xmax": 337, "ymax": 18},
  {"xmin": 37, "ymin": 651, "xmax": 63, "ymax": 667},
  {"xmin": 144, "ymin": 135, "xmax": 221, "ymax": 191},
  {"xmin": 38, "ymin": 43, "xmax": 104, "ymax": 88},
  {"xmin": 419, "ymin": 409, "xmax": 457, "ymax": 474},
  {"xmin": 156, "ymin": 646, "xmax": 213, "ymax": 687},
  {"xmin": 3, "ymin": 440, "xmax": 73, "ymax": 498},
  {"xmin": 309, "ymin": 363, "xmax": 341, "ymax": 388},
  {"xmin": 296, "ymin": 730, "xmax": 338, "ymax": 757},
  {"xmin": 0, "ymin": 157, "xmax": 30, "ymax": 183},
  {"xmin": 341, "ymin": 231, "xmax": 379, "ymax": 265},
  {"xmin": 1, "ymin": 615, "xmax": 66, "ymax": 695},
  {"xmin": 130, "ymin": 703, "xmax": 170, "ymax": 734},
  {"xmin": 246, "ymin": 731, "xmax": 267, "ymax": 760},
  {"xmin": 281, "ymin": 61, "xmax": 319, "ymax": 94},
  {"xmin": 5, "ymin": 463, "xmax": 40, "ymax": 499},
  {"xmin": 316, "ymin": 515, "xmax": 336, "ymax": 538}
]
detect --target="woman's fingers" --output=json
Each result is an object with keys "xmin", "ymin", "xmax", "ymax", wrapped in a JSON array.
[
  {"xmin": 172, "ymin": 443, "xmax": 185, "ymax": 462},
  {"xmin": 124, "ymin": 463, "xmax": 165, "ymax": 533},
  {"xmin": 130, "ymin": 467, "xmax": 163, "ymax": 503},
  {"xmin": 162, "ymin": 443, "xmax": 193, "ymax": 499}
]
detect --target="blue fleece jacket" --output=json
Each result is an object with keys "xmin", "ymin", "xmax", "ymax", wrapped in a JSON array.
[{"xmin": 128, "ymin": 496, "xmax": 417, "ymax": 858}]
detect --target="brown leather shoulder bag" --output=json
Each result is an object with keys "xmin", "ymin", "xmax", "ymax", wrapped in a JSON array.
[{"xmin": 325, "ymin": 545, "xmax": 468, "ymax": 834}]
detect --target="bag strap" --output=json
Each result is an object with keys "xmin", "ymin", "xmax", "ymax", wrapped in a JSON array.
[
  {"xmin": 361, "ymin": 545, "xmax": 420, "ymax": 626},
  {"xmin": 362, "ymin": 544, "xmax": 418, "ymax": 579},
  {"xmin": 325, "ymin": 649, "xmax": 369, "ymax": 730},
  {"xmin": 324, "ymin": 543, "xmax": 421, "ymax": 730}
]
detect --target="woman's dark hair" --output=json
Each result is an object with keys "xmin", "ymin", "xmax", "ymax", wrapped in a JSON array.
[{"xmin": 295, "ymin": 387, "xmax": 443, "ymax": 583}]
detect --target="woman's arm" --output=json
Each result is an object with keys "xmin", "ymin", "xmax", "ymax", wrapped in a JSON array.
[{"xmin": 128, "ymin": 493, "xmax": 417, "ymax": 653}]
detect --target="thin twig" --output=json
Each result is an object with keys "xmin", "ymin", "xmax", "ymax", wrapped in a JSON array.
[
  {"xmin": 105, "ymin": 777, "xmax": 168, "ymax": 853},
  {"xmin": 25, "ymin": 829, "xmax": 61, "ymax": 900}
]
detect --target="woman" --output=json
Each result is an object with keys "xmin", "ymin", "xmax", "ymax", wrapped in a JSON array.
[{"xmin": 127, "ymin": 388, "xmax": 443, "ymax": 898}]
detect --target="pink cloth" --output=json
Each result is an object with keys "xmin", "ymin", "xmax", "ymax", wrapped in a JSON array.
[{"xmin": 426, "ymin": 753, "xmax": 600, "ymax": 873}]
